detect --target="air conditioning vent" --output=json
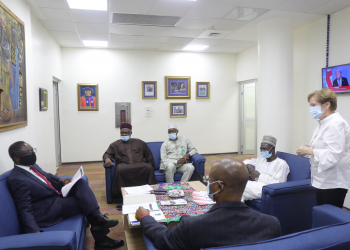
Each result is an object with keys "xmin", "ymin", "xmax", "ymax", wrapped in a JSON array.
[
  {"xmin": 208, "ymin": 33, "xmax": 222, "ymax": 37},
  {"xmin": 112, "ymin": 13, "xmax": 181, "ymax": 27}
]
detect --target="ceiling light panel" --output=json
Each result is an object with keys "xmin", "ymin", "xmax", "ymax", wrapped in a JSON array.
[
  {"xmin": 224, "ymin": 7, "xmax": 268, "ymax": 21},
  {"xmin": 83, "ymin": 40, "xmax": 108, "ymax": 47},
  {"xmin": 112, "ymin": 13, "xmax": 181, "ymax": 27},
  {"xmin": 67, "ymin": 0, "xmax": 107, "ymax": 11}
]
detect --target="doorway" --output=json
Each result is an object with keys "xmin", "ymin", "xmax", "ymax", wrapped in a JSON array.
[
  {"xmin": 53, "ymin": 81, "xmax": 62, "ymax": 167},
  {"xmin": 239, "ymin": 80, "xmax": 257, "ymax": 155}
]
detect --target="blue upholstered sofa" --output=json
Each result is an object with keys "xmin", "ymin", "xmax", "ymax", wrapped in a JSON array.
[
  {"xmin": 0, "ymin": 169, "xmax": 89, "ymax": 250},
  {"xmin": 143, "ymin": 205, "xmax": 350, "ymax": 250},
  {"xmin": 245, "ymin": 151, "xmax": 316, "ymax": 235},
  {"xmin": 104, "ymin": 141, "xmax": 206, "ymax": 204}
]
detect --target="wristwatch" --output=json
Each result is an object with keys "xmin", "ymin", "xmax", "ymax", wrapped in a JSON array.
[{"xmin": 254, "ymin": 177, "xmax": 259, "ymax": 182}]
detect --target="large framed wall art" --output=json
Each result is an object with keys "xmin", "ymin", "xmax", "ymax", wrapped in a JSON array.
[
  {"xmin": 0, "ymin": 1, "xmax": 27, "ymax": 132},
  {"xmin": 77, "ymin": 83, "xmax": 99, "ymax": 111},
  {"xmin": 165, "ymin": 76, "xmax": 191, "ymax": 99}
]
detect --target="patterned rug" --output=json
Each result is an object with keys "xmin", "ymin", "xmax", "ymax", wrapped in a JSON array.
[{"xmin": 56, "ymin": 153, "xmax": 254, "ymax": 250}]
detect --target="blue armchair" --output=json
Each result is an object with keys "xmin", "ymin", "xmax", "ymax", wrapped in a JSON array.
[
  {"xmin": 244, "ymin": 152, "xmax": 316, "ymax": 235},
  {"xmin": 143, "ymin": 205, "xmax": 350, "ymax": 250},
  {"xmin": 104, "ymin": 141, "xmax": 206, "ymax": 204},
  {"xmin": 0, "ymin": 169, "xmax": 89, "ymax": 250}
]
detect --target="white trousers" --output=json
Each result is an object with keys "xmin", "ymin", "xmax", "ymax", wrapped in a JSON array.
[
  {"xmin": 163, "ymin": 162, "xmax": 195, "ymax": 183},
  {"xmin": 241, "ymin": 181, "xmax": 264, "ymax": 202}
]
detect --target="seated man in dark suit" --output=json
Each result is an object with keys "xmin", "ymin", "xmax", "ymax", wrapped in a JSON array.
[
  {"xmin": 136, "ymin": 158, "xmax": 281, "ymax": 250},
  {"xmin": 7, "ymin": 141, "xmax": 124, "ymax": 250}
]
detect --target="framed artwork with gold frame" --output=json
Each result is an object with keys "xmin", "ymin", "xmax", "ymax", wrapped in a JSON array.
[
  {"xmin": 0, "ymin": 1, "xmax": 27, "ymax": 132},
  {"xmin": 142, "ymin": 81, "xmax": 157, "ymax": 99},
  {"xmin": 196, "ymin": 82, "xmax": 210, "ymax": 99},
  {"xmin": 170, "ymin": 103, "xmax": 187, "ymax": 118},
  {"xmin": 165, "ymin": 76, "xmax": 191, "ymax": 99},
  {"xmin": 77, "ymin": 83, "xmax": 99, "ymax": 111}
]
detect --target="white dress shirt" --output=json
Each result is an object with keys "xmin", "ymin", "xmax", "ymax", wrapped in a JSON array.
[
  {"xmin": 243, "ymin": 157, "xmax": 290, "ymax": 185},
  {"xmin": 310, "ymin": 112, "xmax": 350, "ymax": 189},
  {"xmin": 16, "ymin": 164, "xmax": 47, "ymax": 184}
]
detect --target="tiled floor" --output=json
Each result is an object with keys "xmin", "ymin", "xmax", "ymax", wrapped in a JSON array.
[{"xmin": 56, "ymin": 154, "xmax": 254, "ymax": 250}]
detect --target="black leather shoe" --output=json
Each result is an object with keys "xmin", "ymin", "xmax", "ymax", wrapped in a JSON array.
[
  {"xmin": 95, "ymin": 236, "xmax": 124, "ymax": 250},
  {"xmin": 91, "ymin": 214, "xmax": 119, "ymax": 232}
]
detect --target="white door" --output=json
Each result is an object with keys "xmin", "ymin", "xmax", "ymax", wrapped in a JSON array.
[
  {"xmin": 53, "ymin": 81, "xmax": 62, "ymax": 167},
  {"xmin": 239, "ymin": 81, "xmax": 257, "ymax": 155}
]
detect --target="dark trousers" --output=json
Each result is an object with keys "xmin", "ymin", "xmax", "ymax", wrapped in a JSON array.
[
  {"xmin": 61, "ymin": 179, "xmax": 109, "ymax": 241},
  {"xmin": 316, "ymin": 188, "xmax": 348, "ymax": 208}
]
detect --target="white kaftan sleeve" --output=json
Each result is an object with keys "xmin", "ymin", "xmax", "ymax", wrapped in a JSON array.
[
  {"xmin": 313, "ymin": 121, "xmax": 346, "ymax": 173},
  {"xmin": 186, "ymin": 138, "xmax": 197, "ymax": 156},
  {"xmin": 257, "ymin": 162, "xmax": 290, "ymax": 185}
]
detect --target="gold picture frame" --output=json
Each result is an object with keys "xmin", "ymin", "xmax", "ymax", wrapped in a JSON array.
[
  {"xmin": 77, "ymin": 83, "xmax": 99, "ymax": 111},
  {"xmin": 165, "ymin": 76, "xmax": 191, "ymax": 99},
  {"xmin": 142, "ymin": 81, "xmax": 157, "ymax": 99},
  {"xmin": 196, "ymin": 82, "xmax": 210, "ymax": 99},
  {"xmin": 170, "ymin": 102, "xmax": 187, "ymax": 118},
  {"xmin": 0, "ymin": 1, "xmax": 27, "ymax": 132}
]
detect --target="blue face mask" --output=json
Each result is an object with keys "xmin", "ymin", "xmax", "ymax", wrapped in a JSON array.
[
  {"xmin": 169, "ymin": 133, "xmax": 177, "ymax": 140},
  {"xmin": 207, "ymin": 180, "xmax": 223, "ymax": 201},
  {"xmin": 260, "ymin": 147, "xmax": 273, "ymax": 159},
  {"xmin": 121, "ymin": 136, "xmax": 130, "ymax": 142},
  {"xmin": 310, "ymin": 105, "xmax": 324, "ymax": 119}
]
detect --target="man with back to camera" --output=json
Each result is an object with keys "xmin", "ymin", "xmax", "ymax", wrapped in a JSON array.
[
  {"xmin": 135, "ymin": 159, "xmax": 281, "ymax": 250},
  {"xmin": 241, "ymin": 135, "xmax": 290, "ymax": 202},
  {"xmin": 160, "ymin": 123, "xmax": 197, "ymax": 183},
  {"xmin": 7, "ymin": 141, "xmax": 124, "ymax": 250},
  {"xmin": 333, "ymin": 70, "xmax": 349, "ymax": 87},
  {"xmin": 103, "ymin": 123, "xmax": 157, "ymax": 203}
]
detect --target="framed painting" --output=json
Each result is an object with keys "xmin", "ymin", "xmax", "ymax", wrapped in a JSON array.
[
  {"xmin": 0, "ymin": 1, "xmax": 27, "ymax": 132},
  {"xmin": 77, "ymin": 83, "xmax": 99, "ymax": 111},
  {"xmin": 196, "ymin": 82, "xmax": 210, "ymax": 99},
  {"xmin": 165, "ymin": 76, "xmax": 191, "ymax": 99},
  {"xmin": 39, "ymin": 88, "xmax": 48, "ymax": 111},
  {"xmin": 142, "ymin": 81, "xmax": 157, "ymax": 99},
  {"xmin": 170, "ymin": 103, "xmax": 187, "ymax": 118}
]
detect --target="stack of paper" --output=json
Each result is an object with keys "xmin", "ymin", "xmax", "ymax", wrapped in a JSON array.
[
  {"xmin": 126, "ymin": 202, "xmax": 166, "ymax": 226},
  {"xmin": 61, "ymin": 166, "xmax": 84, "ymax": 197},
  {"xmin": 192, "ymin": 191, "xmax": 216, "ymax": 205},
  {"xmin": 160, "ymin": 199, "xmax": 187, "ymax": 206},
  {"xmin": 124, "ymin": 185, "xmax": 153, "ymax": 195}
]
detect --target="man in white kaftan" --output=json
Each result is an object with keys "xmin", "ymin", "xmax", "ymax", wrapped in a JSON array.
[
  {"xmin": 242, "ymin": 135, "xmax": 290, "ymax": 202},
  {"xmin": 160, "ymin": 123, "xmax": 198, "ymax": 183}
]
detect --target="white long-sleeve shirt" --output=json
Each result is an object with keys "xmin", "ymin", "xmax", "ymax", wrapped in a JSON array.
[
  {"xmin": 160, "ymin": 136, "xmax": 197, "ymax": 170},
  {"xmin": 310, "ymin": 112, "xmax": 350, "ymax": 189},
  {"xmin": 243, "ymin": 157, "xmax": 290, "ymax": 185}
]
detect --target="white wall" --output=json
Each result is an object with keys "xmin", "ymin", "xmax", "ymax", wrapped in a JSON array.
[
  {"xmin": 60, "ymin": 49, "xmax": 238, "ymax": 163},
  {"xmin": 236, "ymin": 46, "xmax": 258, "ymax": 82},
  {"xmin": 0, "ymin": 0, "xmax": 62, "ymax": 174}
]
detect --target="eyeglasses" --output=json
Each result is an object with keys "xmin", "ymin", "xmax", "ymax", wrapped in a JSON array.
[{"xmin": 20, "ymin": 148, "xmax": 37, "ymax": 157}]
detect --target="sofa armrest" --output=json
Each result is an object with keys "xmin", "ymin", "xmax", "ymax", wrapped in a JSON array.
[
  {"xmin": 0, "ymin": 231, "xmax": 76, "ymax": 250},
  {"xmin": 191, "ymin": 154, "xmax": 206, "ymax": 176},
  {"xmin": 260, "ymin": 179, "xmax": 317, "ymax": 235},
  {"xmin": 312, "ymin": 204, "xmax": 350, "ymax": 228},
  {"xmin": 142, "ymin": 225, "xmax": 166, "ymax": 250},
  {"xmin": 104, "ymin": 162, "xmax": 116, "ymax": 204}
]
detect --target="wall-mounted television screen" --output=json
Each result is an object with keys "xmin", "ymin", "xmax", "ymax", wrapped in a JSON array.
[{"xmin": 322, "ymin": 64, "xmax": 350, "ymax": 93}]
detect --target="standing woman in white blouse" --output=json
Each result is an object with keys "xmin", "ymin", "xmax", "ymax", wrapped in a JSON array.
[{"xmin": 297, "ymin": 88, "xmax": 350, "ymax": 208}]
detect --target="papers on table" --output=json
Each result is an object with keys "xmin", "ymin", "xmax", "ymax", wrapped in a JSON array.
[
  {"xmin": 124, "ymin": 185, "xmax": 153, "ymax": 195},
  {"xmin": 160, "ymin": 199, "xmax": 187, "ymax": 206},
  {"xmin": 128, "ymin": 210, "xmax": 167, "ymax": 226},
  {"xmin": 192, "ymin": 191, "xmax": 216, "ymax": 205},
  {"xmin": 61, "ymin": 166, "xmax": 84, "ymax": 197},
  {"xmin": 122, "ymin": 202, "xmax": 159, "ymax": 214}
]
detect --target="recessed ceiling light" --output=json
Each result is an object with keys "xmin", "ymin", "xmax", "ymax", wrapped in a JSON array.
[
  {"xmin": 83, "ymin": 40, "xmax": 108, "ymax": 47},
  {"xmin": 67, "ymin": 0, "xmax": 107, "ymax": 11},
  {"xmin": 183, "ymin": 45, "xmax": 209, "ymax": 51}
]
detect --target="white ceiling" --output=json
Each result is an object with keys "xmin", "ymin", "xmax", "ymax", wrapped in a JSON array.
[{"xmin": 26, "ymin": 0, "xmax": 350, "ymax": 54}]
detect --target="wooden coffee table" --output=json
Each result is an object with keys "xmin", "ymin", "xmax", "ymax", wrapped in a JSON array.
[{"xmin": 121, "ymin": 181, "xmax": 206, "ymax": 250}]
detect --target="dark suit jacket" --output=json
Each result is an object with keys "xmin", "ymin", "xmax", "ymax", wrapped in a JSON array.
[
  {"xmin": 141, "ymin": 201, "xmax": 281, "ymax": 250},
  {"xmin": 7, "ymin": 164, "xmax": 64, "ymax": 233},
  {"xmin": 333, "ymin": 77, "xmax": 349, "ymax": 87}
]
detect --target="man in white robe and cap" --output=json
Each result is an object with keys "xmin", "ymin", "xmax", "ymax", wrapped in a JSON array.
[
  {"xmin": 160, "ymin": 123, "xmax": 198, "ymax": 183},
  {"xmin": 242, "ymin": 135, "xmax": 290, "ymax": 202}
]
